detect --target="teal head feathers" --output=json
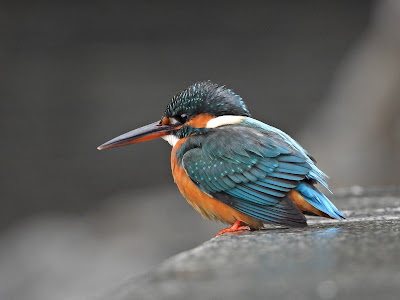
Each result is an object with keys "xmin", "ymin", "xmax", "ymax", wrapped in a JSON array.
[{"xmin": 163, "ymin": 81, "xmax": 251, "ymax": 123}]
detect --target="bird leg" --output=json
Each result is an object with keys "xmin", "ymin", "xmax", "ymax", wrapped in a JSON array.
[{"xmin": 215, "ymin": 220, "xmax": 251, "ymax": 237}]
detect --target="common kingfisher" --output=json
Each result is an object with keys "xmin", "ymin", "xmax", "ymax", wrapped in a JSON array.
[{"xmin": 98, "ymin": 81, "xmax": 345, "ymax": 236}]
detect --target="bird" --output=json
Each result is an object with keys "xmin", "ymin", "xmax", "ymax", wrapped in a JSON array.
[{"xmin": 98, "ymin": 81, "xmax": 345, "ymax": 236}]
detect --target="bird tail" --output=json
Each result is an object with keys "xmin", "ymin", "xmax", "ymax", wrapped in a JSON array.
[{"xmin": 295, "ymin": 182, "xmax": 346, "ymax": 220}]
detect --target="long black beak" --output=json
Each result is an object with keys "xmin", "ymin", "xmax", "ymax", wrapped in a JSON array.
[{"xmin": 97, "ymin": 121, "xmax": 174, "ymax": 150}]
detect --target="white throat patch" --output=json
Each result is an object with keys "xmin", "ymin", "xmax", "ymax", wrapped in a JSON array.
[
  {"xmin": 162, "ymin": 134, "xmax": 180, "ymax": 147},
  {"xmin": 206, "ymin": 115, "xmax": 246, "ymax": 128}
]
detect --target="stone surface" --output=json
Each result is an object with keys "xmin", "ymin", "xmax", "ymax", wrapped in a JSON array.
[{"xmin": 101, "ymin": 186, "xmax": 400, "ymax": 300}]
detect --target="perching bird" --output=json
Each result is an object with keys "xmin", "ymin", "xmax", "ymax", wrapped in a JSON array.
[{"xmin": 98, "ymin": 81, "xmax": 345, "ymax": 236}]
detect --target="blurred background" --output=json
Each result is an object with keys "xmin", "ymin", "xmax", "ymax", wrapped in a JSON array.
[{"xmin": 1, "ymin": 1, "xmax": 399, "ymax": 299}]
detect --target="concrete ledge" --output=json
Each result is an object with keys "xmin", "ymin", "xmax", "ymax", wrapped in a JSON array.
[{"xmin": 100, "ymin": 186, "xmax": 400, "ymax": 300}]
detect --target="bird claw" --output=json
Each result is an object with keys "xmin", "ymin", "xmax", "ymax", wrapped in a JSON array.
[{"xmin": 215, "ymin": 220, "xmax": 251, "ymax": 236}]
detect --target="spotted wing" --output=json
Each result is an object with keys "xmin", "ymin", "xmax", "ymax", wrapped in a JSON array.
[{"xmin": 182, "ymin": 126, "xmax": 310, "ymax": 227}]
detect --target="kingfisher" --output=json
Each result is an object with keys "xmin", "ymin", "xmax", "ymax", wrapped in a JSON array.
[{"xmin": 98, "ymin": 81, "xmax": 345, "ymax": 236}]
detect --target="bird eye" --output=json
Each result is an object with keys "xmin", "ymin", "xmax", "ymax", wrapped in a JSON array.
[
  {"xmin": 178, "ymin": 114, "xmax": 188, "ymax": 123},
  {"xmin": 170, "ymin": 114, "xmax": 188, "ymax": 126}
]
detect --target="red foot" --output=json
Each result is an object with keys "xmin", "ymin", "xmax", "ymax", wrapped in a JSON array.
[{"xmin": 215, "ymin": 220, "xmax": 251, "ymax": 237}]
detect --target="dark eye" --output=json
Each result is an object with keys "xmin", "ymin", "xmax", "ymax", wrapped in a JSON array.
[
  {"xmin": 177, "ymin": 114, "xmax": 188, "ymax": 123},
  {"xmin": 171, "ymin": 114, "xmax": 188, "ymax": 126}
]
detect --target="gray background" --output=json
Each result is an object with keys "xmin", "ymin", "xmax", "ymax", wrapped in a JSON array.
[
  {"xmin": 2, "ymin": 1, "xmax": 400, "ymax": 299},
  {"xmin": 1, "ymin": 0, "xmax": 379, "ymax": 230}
]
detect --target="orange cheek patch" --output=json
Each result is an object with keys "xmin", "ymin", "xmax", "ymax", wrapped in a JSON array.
[
  {"xmin": 161, "ymin": 117, "xmax": 170, "ymax": 125},
  {"xmin": 186, "ymin": 114, "xmax": 215, "ymax": 128}
]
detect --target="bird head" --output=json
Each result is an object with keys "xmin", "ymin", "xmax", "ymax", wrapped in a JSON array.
[{"xmin": 97, "ymin": 81, "xmax": 251, "ymax": 150}]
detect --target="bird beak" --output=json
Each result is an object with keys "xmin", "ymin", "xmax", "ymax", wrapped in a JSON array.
[{"xmin": 97, "ymin": 121, "xmax": 174, "ymax": 150}]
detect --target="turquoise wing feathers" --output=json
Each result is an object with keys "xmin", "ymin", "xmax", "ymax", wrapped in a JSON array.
[
  {"xmin": 242, "ymin": 118, "xmax": 345, "ymax": 220},
  {"xmin": 241, "ymin": 118, "xmax": 330, "ymax": 190},
  {"xmin": 180, "ymin": 125, "xmax": 311, "ymax": 227},
  {"xmin": 179, "ymin": 118, "xmax": 345, "ymax": 227}
]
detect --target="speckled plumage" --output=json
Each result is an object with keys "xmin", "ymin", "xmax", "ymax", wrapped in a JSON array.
[{"xmin": 164, "ymin": 81, "xmax": 251, "ymax": 120}]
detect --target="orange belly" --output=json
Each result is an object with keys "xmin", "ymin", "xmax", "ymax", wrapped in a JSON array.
[{"xmin": 171, "ymin": 138, "xmax": 264, "ymax": 229}]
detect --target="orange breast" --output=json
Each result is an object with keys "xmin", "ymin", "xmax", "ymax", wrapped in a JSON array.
[{"xmin": 171, "ymin": 138, "xmax": 264, "ymax": 229}]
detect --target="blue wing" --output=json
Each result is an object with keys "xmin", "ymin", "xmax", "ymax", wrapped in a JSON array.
[
  {"xmin": 181, "ymin": 125, "xmax": 310, "ymax": 227},
  {"xmin": 241, "ymin": 118, "xmax": 329, "ymax": 189},
  {"xmin": 180, "ymin": 119, "xmax": 345, "ymax": 227},
  {"xmin": 241, "ymin": 118, "xmax": 345, "ymax": 219}
]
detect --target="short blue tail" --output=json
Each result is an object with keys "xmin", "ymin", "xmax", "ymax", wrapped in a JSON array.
[{"xmin": 295, "ymin": 182, "xmax": 345, "ymax": 220}]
